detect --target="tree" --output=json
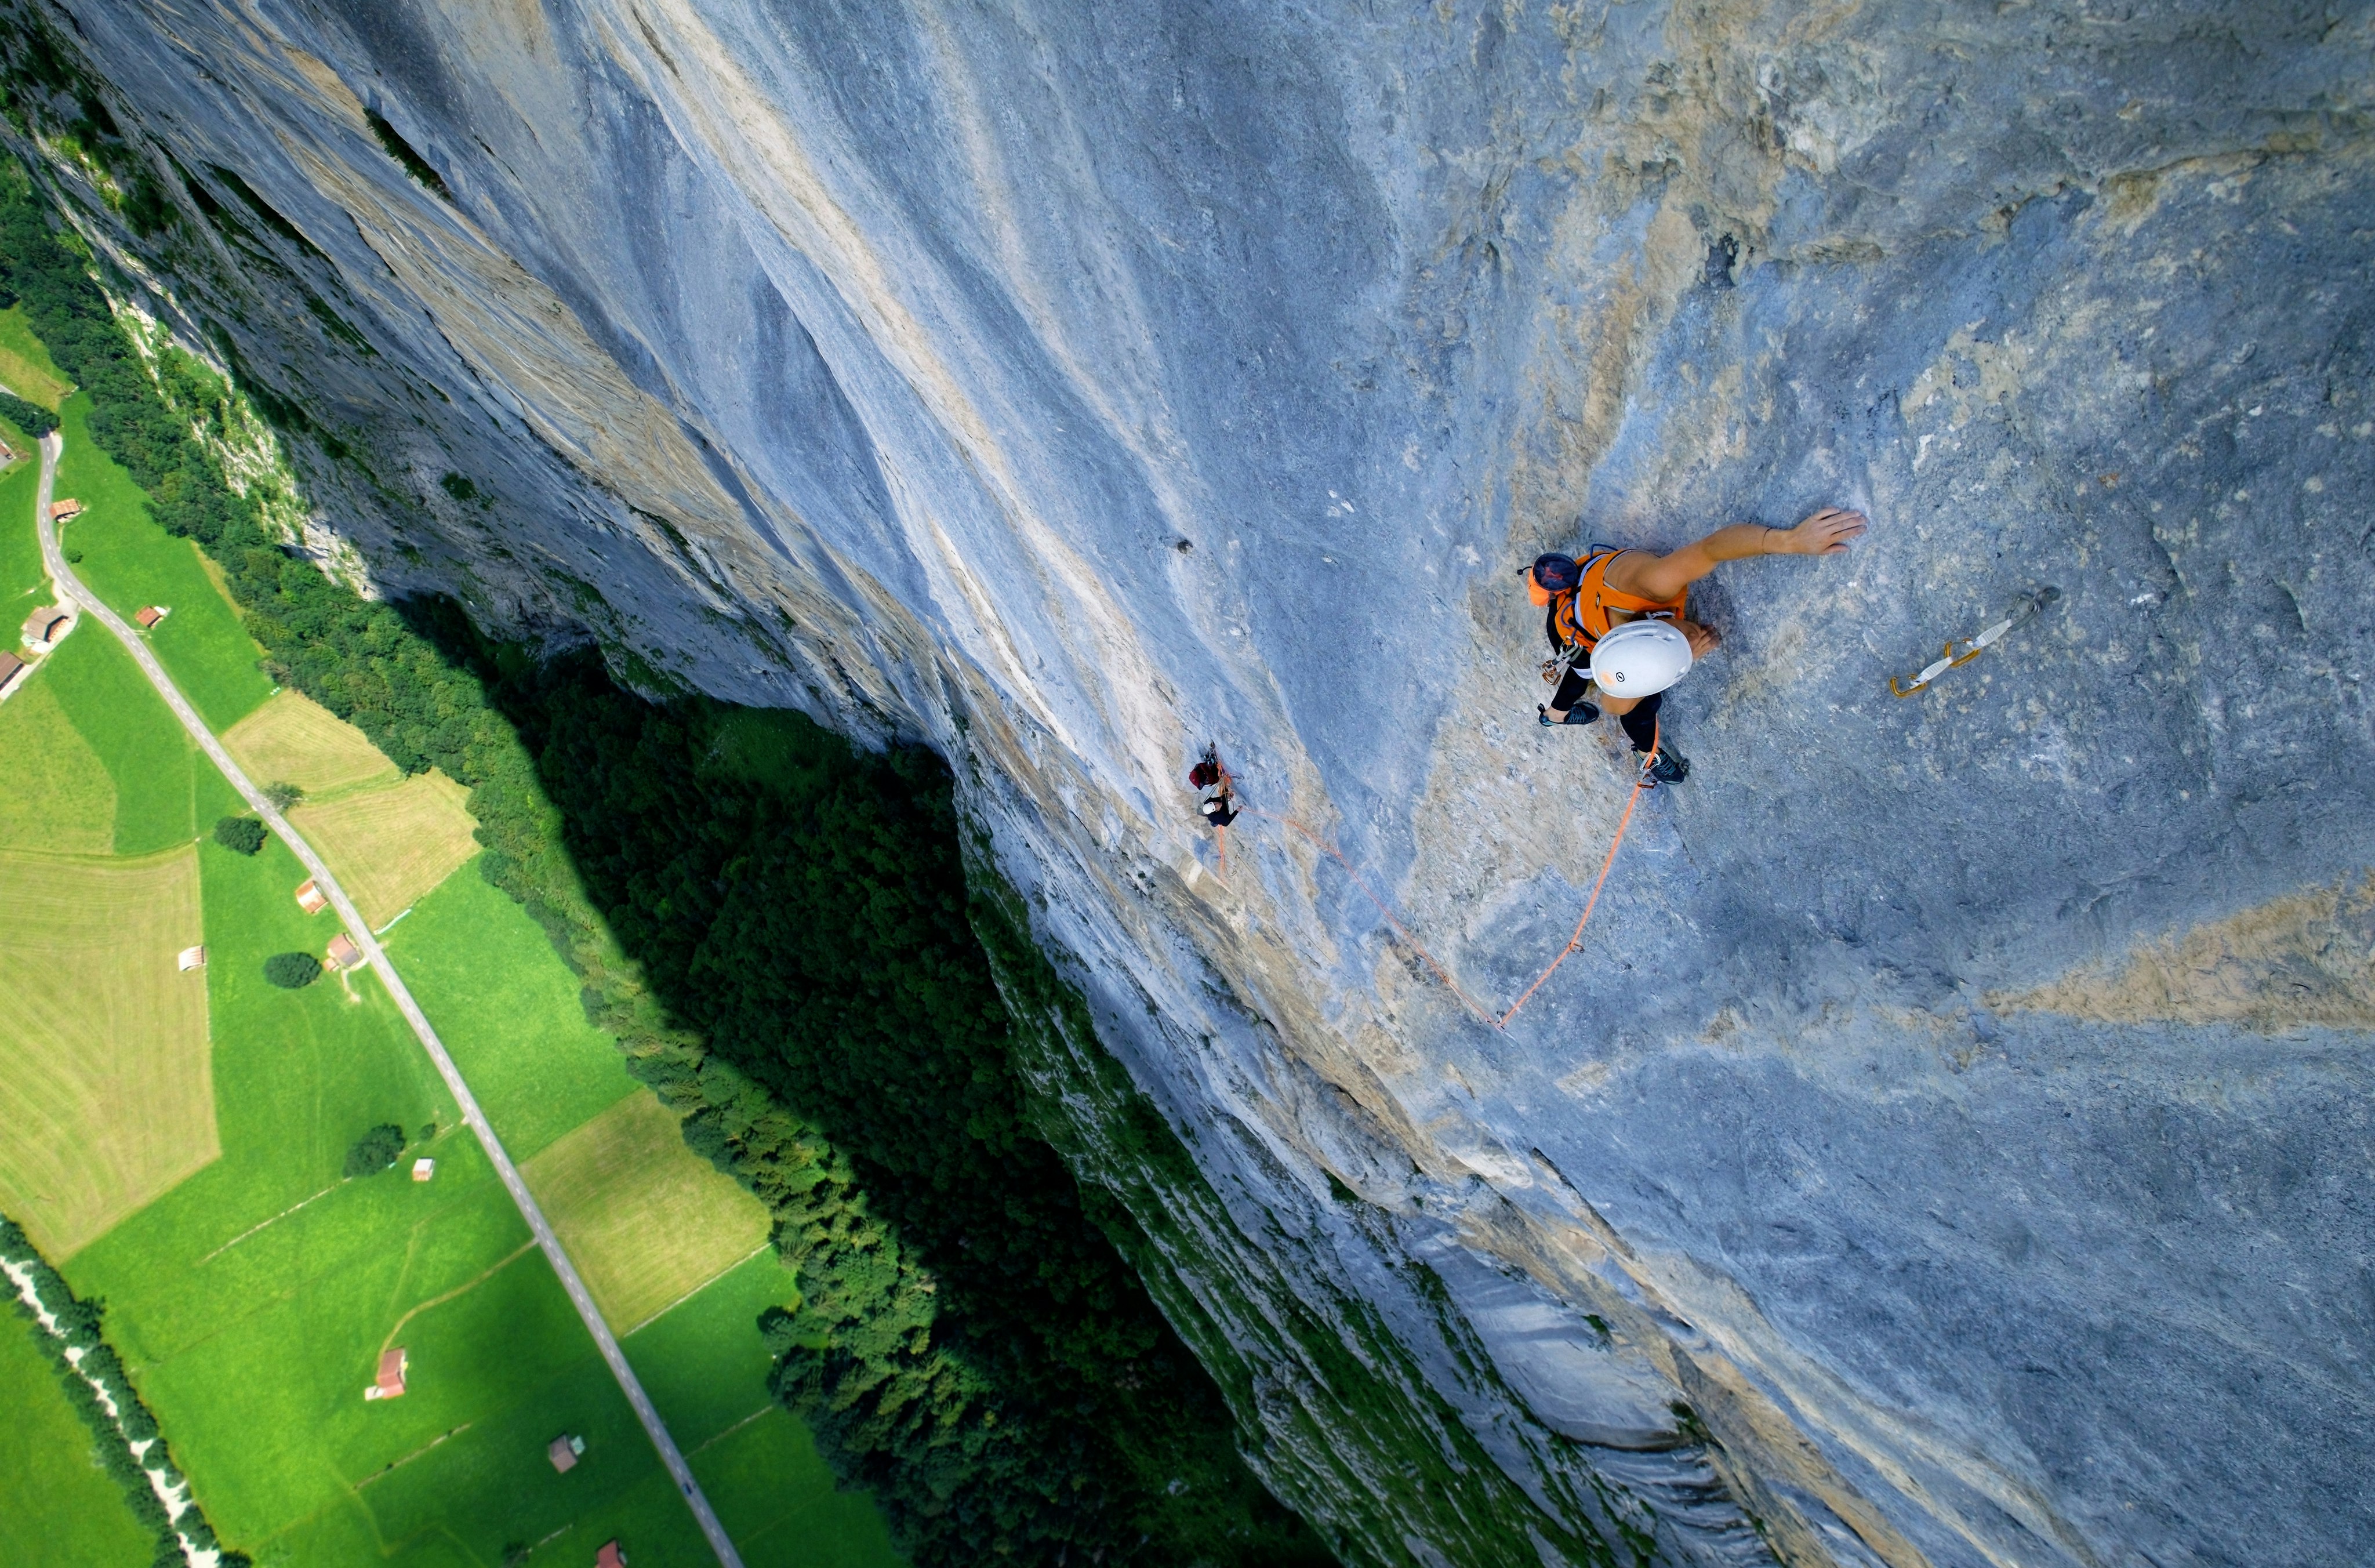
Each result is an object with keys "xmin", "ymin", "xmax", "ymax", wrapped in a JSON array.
[
  {"xmin": 343, "ymin": 1124, "xmax": 405, "ymax": 1178},
  {"xmin": 0, "ymin": 390, "xmax": 55, "ymax": 436},
  {"xmin": 262, "ymin": 950, "xmax": 321, "ymax": 989},
  {"xmin": 263, "ymin": 781, "xmax": 303, "ymax": 810},
  {"xmin": 212, "ymin": 815, "xmax": 266, "ymax": 854}
]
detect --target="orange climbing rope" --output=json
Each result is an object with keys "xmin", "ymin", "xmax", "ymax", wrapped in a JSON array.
[
  {"xmin": 1495, "ymin": 753, "xmax": 1651, "ymax": 1029},
  {"xmin": 1250, "ymin": 808, "xmax": 1500, "ymax": 1028},
  {"xmin": 1492, "ymin": 720, "xmax": 1657, "ymax": 1028},
  {"xmin": 1219, "ymin": 722, "xmax": 1659, "ymax": 1032}
]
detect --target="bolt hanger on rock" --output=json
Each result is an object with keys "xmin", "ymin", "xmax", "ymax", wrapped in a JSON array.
[{"xmin": 1890, "ymin": 586, "xmax": 2063, "ymax": 698}]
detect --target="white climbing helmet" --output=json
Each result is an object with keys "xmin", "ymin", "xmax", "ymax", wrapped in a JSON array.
[{"xmin": 1588, "ymin": 618, "xmax": 1693, "ymax": 696}]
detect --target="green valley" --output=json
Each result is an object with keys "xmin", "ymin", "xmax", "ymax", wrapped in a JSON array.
[{"xmin": 0, "ymin": 285, "xmax": 903, "ymax": 1566}]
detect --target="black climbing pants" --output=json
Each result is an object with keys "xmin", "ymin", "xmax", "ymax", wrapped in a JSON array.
[
  {"xmin": 1551, "ymin": 669, "xmax": 1663, "ymax": 754},
  {"xmin": 1617, "ymin": 692, "xmax": 1662, "ymax": 753}
]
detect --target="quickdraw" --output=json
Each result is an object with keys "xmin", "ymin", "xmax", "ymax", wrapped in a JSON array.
[{"xmin": 1890, "ymin": 586, "xmax": 2061, "ymax": 698}]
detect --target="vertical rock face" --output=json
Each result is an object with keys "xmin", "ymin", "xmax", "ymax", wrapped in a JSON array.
[{"xmin": 24, "ymin": 1, "xmax": 2373, "ymax": 1563}]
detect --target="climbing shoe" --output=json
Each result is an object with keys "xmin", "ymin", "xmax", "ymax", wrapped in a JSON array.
[
  {"xmin": 1537, "ymin": 702, "xmax": 1602, "ymax": 728},
  {"xmin": 1638, "ymin": 745, "xmax": 1690, "ymax": 785}
]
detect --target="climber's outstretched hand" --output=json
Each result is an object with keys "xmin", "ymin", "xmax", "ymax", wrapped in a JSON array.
[{"xmin": 1785, "ymin": 507, "xmax": 1867, "ymax": 554}]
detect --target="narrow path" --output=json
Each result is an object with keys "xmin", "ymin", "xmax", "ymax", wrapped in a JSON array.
[
  {"xmin": 381, "ymin": 1240, "xmax": 538, "ymax": 1353},
  {"xmin": 192, "ymin": 1179, "xmax": 337, "ymax": 1266},
  {"xmin": 33, "ymin": 433, "xmax": 746, "ymax": 1568}
]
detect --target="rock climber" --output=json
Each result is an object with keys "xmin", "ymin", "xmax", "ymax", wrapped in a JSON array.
[
  {"xmin": 1526, "ymin": 507, "xmax": 1868, "ymax": 783},
  {"xmin": 1189, "ymin": 745, "xmax": 1239, "ymax": 829}
]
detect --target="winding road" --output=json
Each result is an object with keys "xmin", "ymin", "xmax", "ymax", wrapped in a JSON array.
[{"xmin": 32, "ymin": 431, "xmax": 746, "ymax": 1568}]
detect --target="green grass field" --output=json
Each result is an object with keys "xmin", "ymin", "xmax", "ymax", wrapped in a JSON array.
[
  {"xmin": 10, "ymin": 454, "xmax": 709, "ymax": 1559},
  {"xmin": 626, "ymin": 1253, "xmax": 901, "ymax": 1568},
  {"xmin": 52, "ymin": 394, "xmax": 273, "ymax": 732},
  {"xmin": 0, "ymin": 844, "xmax": 216, "ymax": 1258},
  {"xmin": 0, "ymin": 448, "xmax": 43, "ymax": 613},
  {"xmin": 0, "ymin": 310, "xmax": 900, "ymax": 1566},
  {"xmin": 0, "ymin": 303, "xmax": 72, "ymax": 408},
  {"xmin": 61, "ymin": 825, "xmax": 712, "ymax": 1564},
  {"xmin": 222, "ymin": 689, "xmax": 401, "ymax": 800},
  {"xmin": 0, "ymin": 677, "xmax": 115, "ymax": 854},
  {"xmin": 385, "ymin": 870, "xmax": 638, "ymax": 1158},
  {"xmin": 34, "ymin": 628, "xmax": 199, "ymax": 855},
  {"xmin": 0, "ymin": 1305, "xmax": 159, "ymax": 1568},
  {"xmin": 522, "ymin": 1092, "xmax": 771, "ymax": 1333},
  {"xmin": 393, "ymin": 870, "xmax": 903, "ymax": 1565},
  {"xmin": 623, "ymin": 1250, "xmax": 794, "ymax": 1448}
]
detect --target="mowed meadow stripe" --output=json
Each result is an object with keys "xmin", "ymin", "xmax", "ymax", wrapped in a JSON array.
[{"xmin": 32, "ymin": 430, "xmax": 750, "ymax": 1568}]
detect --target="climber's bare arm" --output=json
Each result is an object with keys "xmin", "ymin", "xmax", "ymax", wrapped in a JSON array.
[{"xmin": 1608, "ymin": 508, "xmax": 1866, "ymax": 604}]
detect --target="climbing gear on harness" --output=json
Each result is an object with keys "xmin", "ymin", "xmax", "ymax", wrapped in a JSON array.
[
  {"xmin": 1539, "ymin": 701, "xmax": 1602, "ymax": 727},
  {"xmin": 1889, "ymin": 586, "xmax": 2063, "ymax": 698},
  {"xmin": 1589, "ymin": 618, "xmax": 1694, "ymax": 696},
  {"xmin": 1547, "ymin": 549, "xmax": 1690, "ymax": 656},
  {"xmin": 1639, "ymin": 742, "xmax": 1688, "ymax": 786}
]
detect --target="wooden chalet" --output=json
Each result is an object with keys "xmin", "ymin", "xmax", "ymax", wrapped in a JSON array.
[{"xmin": 21, "ymin": 605, "xmax": 68, "ymax": 648}]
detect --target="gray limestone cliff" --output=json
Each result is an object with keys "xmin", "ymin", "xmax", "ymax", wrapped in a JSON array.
[{"xmin": 12, "ymin": 2, "xmax": 2373, "ymax": 1565}]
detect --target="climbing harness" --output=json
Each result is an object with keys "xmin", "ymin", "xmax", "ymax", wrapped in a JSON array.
[{"xmin": 1890, "ymin": 587, "xmax": 2062, "ymax": 698}]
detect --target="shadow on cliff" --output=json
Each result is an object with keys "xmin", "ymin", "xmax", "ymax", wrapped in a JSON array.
[
  {"xmin": 0, "ymin": 114, "xmax": 1328, "ymax": 1562},
  {"xmin": 400, "ymin": 603, "xmax": 1337, "ymax": 1568}
]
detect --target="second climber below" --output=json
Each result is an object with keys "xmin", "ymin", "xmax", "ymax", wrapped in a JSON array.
[{"xmin": 1526, "ymin": 506, "xmax": 1868, "ymax": 783}]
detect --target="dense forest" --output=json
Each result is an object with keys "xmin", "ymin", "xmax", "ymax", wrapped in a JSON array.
[{"xmin": 0, "ymin": 125, "xmax": 1331, "ymax": 1568}]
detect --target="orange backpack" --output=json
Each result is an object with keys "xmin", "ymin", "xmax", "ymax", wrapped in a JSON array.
[{"xmin": 1533, "ymin": 550, "xmax": 1687, "ymax": 655}]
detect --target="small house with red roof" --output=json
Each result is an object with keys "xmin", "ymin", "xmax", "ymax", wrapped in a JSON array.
[
  {"xmin": 295, "ymin": 879, "xmax": 328, "ymax": 914},
  {"xmin": 365, "ymin": 1347, "xmax": 407, "ymax": 1400},
  {"xmin": 135, "ymin": 606, "xmax": 168, "ymax": 629},
  {"xmin": 48, "ymin": 498, "xmax": 83, "ymax": 521},
  {"xmin": 595, "ymin": 1542, "xmax": 626, "ymax": 1568},
  {"xmin": 326, "ymin": 932, "xmax": 362, "ymax": 971}
]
